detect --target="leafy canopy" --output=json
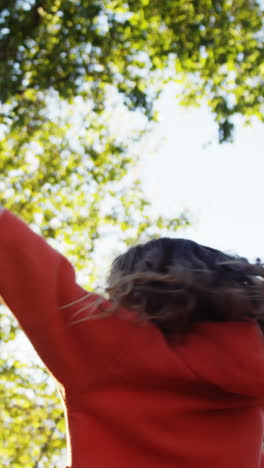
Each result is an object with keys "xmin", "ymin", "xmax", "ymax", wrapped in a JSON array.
[{"xmin": 0, "ymin": 0, "xmax": 263, "ymax": 141}]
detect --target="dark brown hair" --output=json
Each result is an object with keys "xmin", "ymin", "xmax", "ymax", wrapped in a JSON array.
[{"xmin": 104, "ymin": 238, "xmax": 264, "ymax": 338}]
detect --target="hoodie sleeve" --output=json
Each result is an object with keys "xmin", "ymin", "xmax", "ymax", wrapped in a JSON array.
[
  {"xmin": 176, "ymin": 321, "xmax": 264, "ymax": 404},
  {"xmin": 0, "ymin": 209, "xmax": 131, "ymax": 388}
]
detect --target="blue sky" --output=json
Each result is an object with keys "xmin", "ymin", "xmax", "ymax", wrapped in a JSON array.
[{"xmin": 141, "ymin": 83, "xmax": 264, "ymax": 261}]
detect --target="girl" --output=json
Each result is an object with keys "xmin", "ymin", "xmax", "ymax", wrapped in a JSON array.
[{"xmin": 1, "ymin": 207, "xmax": 264, "ymax": 468}]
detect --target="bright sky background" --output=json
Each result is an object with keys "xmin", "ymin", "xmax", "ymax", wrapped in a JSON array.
[{"xmin": 141, "ymin": 82, "xmax": 264, "ymax": 262}]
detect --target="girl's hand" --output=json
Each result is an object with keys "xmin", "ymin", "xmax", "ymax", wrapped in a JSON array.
[{"xmin": 0, "ymin": 296, "xmax": 5, "ymax": 305}]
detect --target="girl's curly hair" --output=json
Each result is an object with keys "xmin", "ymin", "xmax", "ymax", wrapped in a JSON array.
[{"xmin": 104, "ymin": 238, "xmax": 264, "ymax": 338}]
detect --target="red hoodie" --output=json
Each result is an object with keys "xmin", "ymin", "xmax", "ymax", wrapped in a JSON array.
[{"xmin": 1, "ymin": 209, "xmax": 264, "ymax": 468}]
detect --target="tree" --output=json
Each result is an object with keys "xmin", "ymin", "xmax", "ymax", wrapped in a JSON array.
[
  {"xmin": 1, "ymin": 347, "xmax": 65, "ymax": 467},
  {"xmin": 0, "ymin": 0, "xmax": 263, "ymax": 142}
]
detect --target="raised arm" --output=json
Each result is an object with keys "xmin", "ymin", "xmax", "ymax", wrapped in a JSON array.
[{"xmin": 0, "ymin": 209, "xmax": 131, "ymax": 389}]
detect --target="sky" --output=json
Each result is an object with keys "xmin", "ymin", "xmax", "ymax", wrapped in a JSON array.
[{"xmin": 141, "ymin": 82, "xmax": 264, "ymax": 262}]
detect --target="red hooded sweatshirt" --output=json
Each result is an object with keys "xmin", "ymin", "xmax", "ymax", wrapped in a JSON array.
[{"xmin": 1, "ymin": 209, "xmax": 264, "ymax": 468}]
